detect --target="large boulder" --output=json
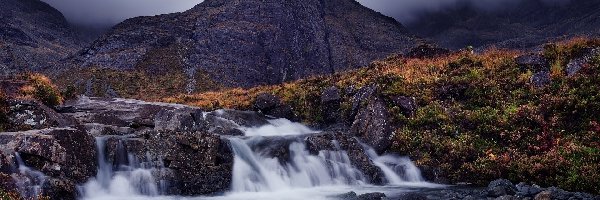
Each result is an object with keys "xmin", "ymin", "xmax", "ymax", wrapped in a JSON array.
[
  {"xmin": 350, "ymin": 96, "xmax": 394, "ymax": 154},
  {"xmin": 0, "ymin": 127, "xmax": 97, "ymax": 199},
  {"xmin": 5, "ymin": 99, "xmax": 77, "ymax": 132},
  {"xmin": 253, "ymin": 93, "xmax": 296, "ymax": 120},
  {"xmin": 321, "ymin": 86, "xmax": 342, "ymax": 124},
  {"xmin": 99, "ymin": 130, "xmax": 234, "ymax": 196},
  {"xmin": 487, "ymin": 179, "xmax": 517, "ymax": 197}
]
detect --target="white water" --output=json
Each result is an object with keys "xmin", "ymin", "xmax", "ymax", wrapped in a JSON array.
[
  {"xmin": 11, "ymin": 153, "xmax": 47, "ymax": 199},
  {"xmin": 79, "ymin": 118, "xmax": 442, "ymax": 200},
  {"xmin": 80, "ymin": 137, "xmax": 167, "ymax": 199}
]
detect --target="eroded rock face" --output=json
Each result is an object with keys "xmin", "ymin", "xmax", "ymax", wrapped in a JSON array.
[{"xmin": 73, "ymin": 0, "xmax": 417, "ymax": 90}]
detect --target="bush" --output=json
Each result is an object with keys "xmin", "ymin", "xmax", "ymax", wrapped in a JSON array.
[{"xmin": 19, "ymin": 73, "xmax": 63, "ymax": 107}]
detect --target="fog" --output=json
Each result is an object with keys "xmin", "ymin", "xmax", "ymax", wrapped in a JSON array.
[{"xmin": 41, "ymin": 0, "xmax": 571, "ymax": 26}]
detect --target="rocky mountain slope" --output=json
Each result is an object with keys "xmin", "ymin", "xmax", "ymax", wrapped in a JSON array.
[
  {"xmin": 0, "ymin": 0, "xmax": 81, "ymax": 75},
  {"xmin": 69, "ymin": 0, "xmax": 419, "ymax": 91},
  {"xmin": 407, "ymin": 0, "xmax": 600, "ymax": 50}
]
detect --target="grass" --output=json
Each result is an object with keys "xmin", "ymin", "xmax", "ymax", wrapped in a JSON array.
[{"xmin": 165, "ymin": 38, "xmax": 600, "ymax": 193}]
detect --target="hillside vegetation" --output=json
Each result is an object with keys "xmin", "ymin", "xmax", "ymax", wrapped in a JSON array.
[{"xmin": 166, "ymin": 38, "xmax": 600, "ymax": 193}]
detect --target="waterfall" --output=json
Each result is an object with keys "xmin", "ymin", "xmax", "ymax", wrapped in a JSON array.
[
  {"xmin": 79, "ymin": 137, "xmax": 166, "ymax": 198},
  {"xmin": 229, "ymin": 138, "xmax": 366, "ymax": 192},
  {"xmin": 11, "ymin": 153, "xmax": 46, "ymax": 199},
  {"xmin": 363, "ymin": 145, "xmax": 425, "ymax": 185}
]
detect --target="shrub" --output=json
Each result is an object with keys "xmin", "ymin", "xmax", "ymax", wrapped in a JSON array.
[{"xmin": 19, "ymin": 73, "xmax": 63, "ymax": 107}]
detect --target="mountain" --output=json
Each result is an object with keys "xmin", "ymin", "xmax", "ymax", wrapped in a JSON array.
[
  {"xmin": 72, "ymin": 0, "xmax": 419, "ymax": 90},
  {"xmin": 0, "ymin": 0, "xmax": 81, "ymax": 75},
  {"xmin": 407, "ymin": 0, "xmax": 600, "ymax": 50}
]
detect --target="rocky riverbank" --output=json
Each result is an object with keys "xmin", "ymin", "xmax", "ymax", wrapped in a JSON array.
[{"xmin": 0, "ymin": 94, "xmax": 598, "ymax": 199}]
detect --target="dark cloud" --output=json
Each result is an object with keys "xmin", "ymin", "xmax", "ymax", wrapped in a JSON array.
[
  {"xmin": 41, "ymin": 0, "xmax": 203, "ymax": 25},
  {"xmin": 356, "ymin": 0, "xmax": 571, "ymax": 24},
  {"xmin": 41, "ymin": 0, "xmax": 571, "ymax": 26}
]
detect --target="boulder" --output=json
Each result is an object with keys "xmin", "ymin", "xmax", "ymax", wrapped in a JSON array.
[
  {"xmin": 516, "ymin": 54, "xmax": 548, "ymax": 72},
  {"xmin": 321, "ymin": 86, "xmax": 342, "ymax": 124},
  {"xmin": 350, "ymin": 96, "xmax": 394, "ymax": 154},
  {"xmin": 566, "ymin": 47, "xmax": 600, "ymax": 77},
  {"xmin": 391, "ymin": 96, "xmax": 418, "ymax": 117},
  {"xmin": 357, "ymin": 192, "xmax": 386, "ymax": 200},
  {"xmin": 530, "ymin": 71, "xmax": 550, "ymax": 88},
  {"xmin": 5, "ymin": 99, "xmax": 77, "ymax": 132},
  {"xmin": 516, "ymin": 182, "xmax": 542, "ymax": 197},
  {"xmin": 487, "ymin": 179, "xmax": 517, "ymax": 197},
  {"xmin": 253, "ymin": 93, "xmax": 296, "ymax": 120},
  {"xmin": 534, "ymin": 191, "xmax": 551, "ymax": 200},
  {"xmin": 0, "ymin": 127, "xmax": 97, "ymax": 199},
  {"xmin": 349, "ymin": 85, "xmax": 377, "ymax": 122}
]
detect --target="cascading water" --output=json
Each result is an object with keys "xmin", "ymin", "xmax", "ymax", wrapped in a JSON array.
[
  {"xmin": 78, "ymin": 118, "xmax": 441, "ymax": 199},
  {"xmin": 11, "ymin": 153, "xmax": 46, "ymax": 199},
  {"xmin": 80, "ymin": 137, "xmax": 166, "ymax": 199},
  {"xmin": 363, "ymin": 146, "xmax": 425, "ymax": 185}
]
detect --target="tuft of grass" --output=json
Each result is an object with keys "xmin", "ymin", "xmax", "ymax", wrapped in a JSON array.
[{"xmin": 17, "ymin": 73, "xmax": 63, "ymax": 107}]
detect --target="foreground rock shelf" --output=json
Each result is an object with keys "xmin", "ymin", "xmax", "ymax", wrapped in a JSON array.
[{"xmin": 1, "ymin": 96, "xmax": 598, "ymax": 200}]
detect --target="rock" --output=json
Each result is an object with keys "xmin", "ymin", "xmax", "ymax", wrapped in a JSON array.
[
  {"xmin": 42, "ymin": 178, "xmax": 77, "ymax": 200},
  {"xmin": 211, "ymin": 109, "xmax": 270, "ymax": 128},
  {"xmin": 407, "ymin": 44, "xmax": 451, "ymax": 59},
  {"xmin": 350, "ymin": 96, "xmax": 394, "ymax": 154},
  {"xmin": 495, "ymin": 195, "xmax": 518, "ymax": 200},
  {"xmin": 566, "ymin": 47, "xmax": 600, "ymax": 77},
  {"xmin": 391, "ymin": 96, "xmax": 418, "ymax": 117},
  {"xmin": 0, "ymin": 127, "xmax": 97, "ymax": 198},
  {"xmin": 321, "ymin": 86, "xmax": 342, "ymax": 124},
  {"xmin": 5, "ymin": 99, "xmax": 77, "ymax": 132},
  {"xmin": 349, "ymin": 85, "xmax": 377, "ymax": 121},
  {"xmin": 357, "ymin": 192, "xmax": 386, "ymax": 200},
  {"xmin": 253, "ymin": 93, "xmax": 296, "ymax": 120},
  {"xmin": 394, "ymin": 193, "xmax": 428, "ymax": 200},
  {"xmin": 516, "ymin": 182, "xmax": 542, "ymax": 197},
  {"xmin": 516, "ymin": 54, "xmax": 549, "ymax": 72},
  {"xmin": 487, "ymin": 179, "xmax": 517, "ymax": 197},
  {"xmin": 305, "ymin": 131, "xmax": 384, "ymax": 184},
  {"xmin": 103, "ymin": 130, "xmax": 234, "ymax": 196},
  {"xmin": 154, "ymin": 108, "xmax": 202, "ymax": 132},
  {"xmin": 534, "ymin": 191, "xmax": 551, "ymax": 200},
  {"xmin": 530, "ymin": 71, "xmax": 551, "ymax": 87},
  {"xmin": 331, "ymin": 191, "xmax": 358, "ymax": 199}
]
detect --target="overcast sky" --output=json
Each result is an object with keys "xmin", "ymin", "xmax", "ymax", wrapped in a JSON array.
[{"xmin": 41, "ymin": 0, "xmax": 570, "ymax": 26}]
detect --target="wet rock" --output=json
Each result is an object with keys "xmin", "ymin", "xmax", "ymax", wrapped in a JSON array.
[
  {"xmin": 332, "ymin": 191, "xmax": 358, "ymax": 199},
  {"xmin": 516, "ymin": 182, "xmax": 542, "ymax": 197},
  {"xmin": 321, "ymin": 86, "xmax": 342, "ymax": 124},
  {"xmin": 357, "ymin": 192, "xmax": 386, "ymax": 200},
  {"xmin": 350, "ymin": 96, "xmax": 394, "ymax": 154},
  {"xmin": 0, "ymin": 127, "xmax": 97, "ymax": 199},
  {"xmin": 146, "ymin": 130, "xmax": 233, "ymax": 195},
  {"xmin": 253, "ymin": 93, "xmax": 296, "ymax": 120},
  {"xmin": 42, "ymin": 178, "xmax": 76, "ymax": 200},
  {"xmin": 530, "ymin": 71, "xmax": 551, "ymax": 88},
  {"xmin": 487, "ymin": 179, "xmax": 517, "ymax": 197},
  {"xmin": 516, "ymin": 54, "xmax": 548, "ymax": 72},
  {"xmin": 211, "ymin": 109, "xmax": 269, "ymax": 127},
  {"xmin": 391, "ymin": 96, "xmax": 418, "ymax": 117},
  {"xmin": 394, "ymin": 192, "xmax": 427, "ymax": 200},
  {"xmin": 154, "ymin": 108, "xmax": 201, "ymax": 132},
  {"xmin": 305, "ymin": 132, "xmax": 384, "ymax": 184},
  {"xmin": 534, "ymin": 191, "xmax": 551, "ymax": 200},
  {"xmin": 5, "ymin": 99, "xmax": 77, "ymax": 132},
  {"xmin": 495, "ymin": 195, "xmax": 518, "ymax": 200}
]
